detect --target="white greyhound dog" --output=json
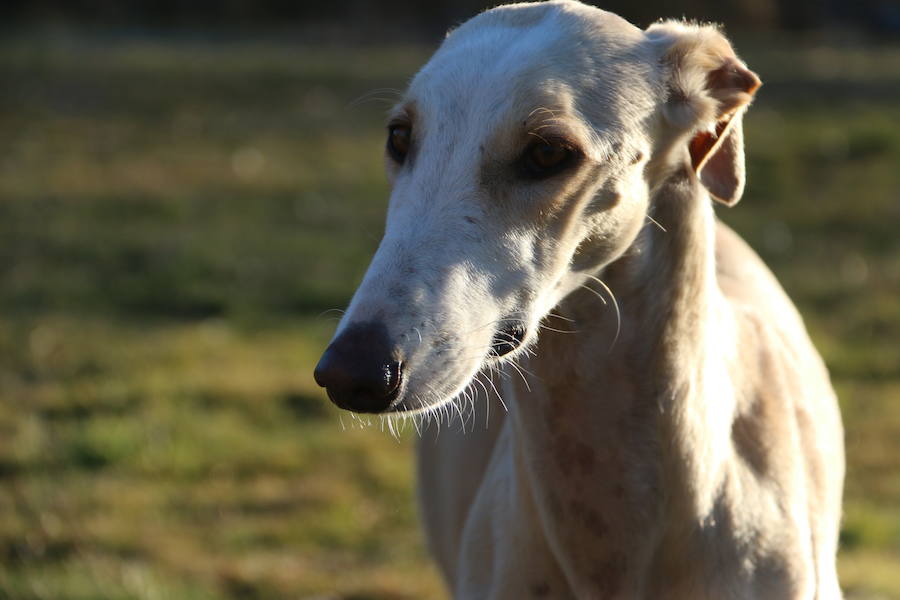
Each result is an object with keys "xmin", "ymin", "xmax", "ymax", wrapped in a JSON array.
[{"xmin": 314, "ymin": 1, "xmax": 845, "ymax": 598}]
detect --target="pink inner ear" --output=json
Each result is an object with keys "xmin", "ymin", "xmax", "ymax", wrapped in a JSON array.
[
  {"xmin": 689, "ymin": 118, "xmax": 729, "ymax": 172},
  {"xmin": 689, "ymin": 116, "xmax": 746, "ymax": 206},
  {"xmin": 700, "ymin": 127, "xmax": 744, "ymax": 205}
]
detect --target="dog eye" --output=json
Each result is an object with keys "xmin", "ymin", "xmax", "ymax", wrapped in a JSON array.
[
  {"xmin": 521, "ymin": 142, "xmax": 577, "ymax": 178},
  {"xmin": 387, "ymin": 125, "xmax": 411, "ymax": 163}
]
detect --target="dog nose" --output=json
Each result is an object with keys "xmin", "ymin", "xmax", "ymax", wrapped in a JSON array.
[{"xmin": 313, "ymin": 321, "xmax": 403, "ymax": 413}]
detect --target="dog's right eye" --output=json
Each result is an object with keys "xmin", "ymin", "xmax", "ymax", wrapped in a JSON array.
[
  {"xmin": 387, "ymin": 125, "xmax": 411, "ymax": 163},
  {"xmin": 520, "ymin": 140, "xmax": 579, "ymax": 179}
]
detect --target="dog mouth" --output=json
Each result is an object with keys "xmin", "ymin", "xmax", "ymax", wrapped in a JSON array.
[
  {"xmin": 489, "ymin": 322, "xmax": 527, "ymax": 358},
  {"xmin": 386, "ymin": 320, "xmax": 529, "ymax": 415}
]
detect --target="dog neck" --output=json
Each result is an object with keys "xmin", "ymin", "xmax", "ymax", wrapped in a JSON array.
[
  {"xmin": 622, "ymin": 163, "xmax": 738, "ymax": 518},
  {"xmin": 505, "ymin": 164, "xmax": 736, "ymax": 595}
]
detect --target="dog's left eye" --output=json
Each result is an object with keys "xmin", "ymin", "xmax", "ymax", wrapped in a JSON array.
[
  {"xmin": 521, "ymin": 142, "xmax": 578, "ymax": 178},
  {"xmin": 387, "ymin": 125, "xmax": 411, "ymax": 163}
]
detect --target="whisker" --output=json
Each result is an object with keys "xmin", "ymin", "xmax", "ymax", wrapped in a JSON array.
[
  {"xmin": 646, "ymin": 213, "xmax": 668, "ymax": 232},
  {"xmin": 486, "ymin": 365, "xmax": 509, "ymax": 413},
  {"xmin": 546, "ymin": 311, "xmax": 576, "ymax": 323},
  {"xmin": 507, "ymin": 360, "xmax": 533, "ymax": 393},
  {"xmin": 540, "ymin": 324, "xmax": 580, "ymax": 334},
  {"xmin": 531, "ymin": 120, "xmax": 566, "ymax": 132},
  {"xmin": 473, "ymin": 374, "xmax": 491, "ymax": 429},
  {"xmin": 583, "ymin": 273, "xmax": 622, "ymax": 352},
  {"xmin": 347, "ymin": 87, "xmax": 403, "ymax": 109},
  {"xmin": 579, "ymin": 283, "xmax": 608, "ymax": 305},
  {"xmin": 527, "ymin": 131, "xmax": 551, "ymax": 145}
]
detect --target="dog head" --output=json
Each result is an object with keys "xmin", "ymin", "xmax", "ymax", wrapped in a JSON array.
[{"xmin": 314, "ymin": 0, "xmax": 759, "ymax": 415}]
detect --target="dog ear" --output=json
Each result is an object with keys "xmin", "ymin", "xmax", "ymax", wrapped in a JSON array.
[{"xmin": 646, "ymin": 22, "xmax": 761, "ymax": 206}]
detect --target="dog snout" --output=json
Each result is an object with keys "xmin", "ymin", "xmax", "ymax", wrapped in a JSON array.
[{"xmin": 313, "ymin": 321, "xmax": 403, "ymax": 413}]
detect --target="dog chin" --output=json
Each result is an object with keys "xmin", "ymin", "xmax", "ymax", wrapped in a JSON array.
[
  {"xmin": 386, "ymin": 366, "xmax": 486, "ymax": 416},
  {"xmin": 386, "ymin": 394, "xmax": 455, "ymax": 416},
  {"xmin": 386, "ymin": 333, "xmax": 536, "ymax": 416}
]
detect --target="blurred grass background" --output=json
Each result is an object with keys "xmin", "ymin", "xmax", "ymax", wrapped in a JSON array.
[{"xmin": 1, "ymin": 7, "xmax": 899, "ymax": 600}]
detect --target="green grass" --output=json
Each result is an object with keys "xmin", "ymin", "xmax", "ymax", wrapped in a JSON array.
[{"xmin": 0, "ymin": 31, "xmax": 898, "ymax": 599}]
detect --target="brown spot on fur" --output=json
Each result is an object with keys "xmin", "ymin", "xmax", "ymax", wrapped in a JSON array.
[
  {"xmin": 543, "ymin": 399, "xmax": 563, "ymax": 429},
  {"xmin": 530, "ymin": 582, "xmax": 551, "ymax": 597},
  {"xmin": 568, "ymin": 499, "xmax": 608, "ymax": 538},
  {"xmin": 573, "ymin": 440, "xmax": 596, "ymax": 473},
  {"xmin": 552, "ymin": 435, "xmax": 575, "ymax": 477},
  {"xmin": 547, "ymin": 492, "xmax": 564, "ymax": 520},
  {"xmin": 590, "ymin": 554, "xmax": 626, "ymax": 596},
  {"xmin": 552, "ymin": 435, "xmax": 597, "ymax": 478}
]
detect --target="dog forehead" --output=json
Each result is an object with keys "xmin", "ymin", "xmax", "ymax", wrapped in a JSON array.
[
  {"xmin": 445, "ymin": 1, "xmax": 643, "ymax": 51},
  {"xmin": 407, "ymin": 1, "xmax": 648, "ymax": 132}
]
